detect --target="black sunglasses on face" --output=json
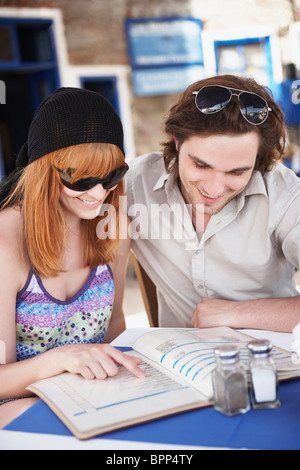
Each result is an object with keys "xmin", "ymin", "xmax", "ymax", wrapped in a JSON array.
[
  {"xmin": 55, "ymin": 163, "xmax": 129, "ymax": 191},
  {"xmin": 192, "ymin": 85, "xmax": 272, "ymax": 125}
]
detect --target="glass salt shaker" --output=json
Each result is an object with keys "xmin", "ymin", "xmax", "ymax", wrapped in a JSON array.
[
  {"xmin": 247, "ymin": 340, "xmax": 281, "ymax": 410},
  {"xmin": 212, "ymin": 344, "xmax": 250, "ymax": 416}
]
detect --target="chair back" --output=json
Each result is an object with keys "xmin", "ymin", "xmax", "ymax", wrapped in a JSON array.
[{"xmin": 131, "ymin": 251, "xmax": 159, "ymax": 327}]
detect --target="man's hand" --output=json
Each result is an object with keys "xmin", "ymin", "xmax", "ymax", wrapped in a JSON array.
[
  {"xmin": 191, "ymin": 296, "xmax": 300, "ymax": 333},
  {"xmin": 191, "ymin": 297, "xmax": 237, "ymax": 328}
]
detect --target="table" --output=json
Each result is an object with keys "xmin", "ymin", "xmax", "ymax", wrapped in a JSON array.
[{"xmin": 1, "ymin": 328, "xmax": 300, "ymax": 450}]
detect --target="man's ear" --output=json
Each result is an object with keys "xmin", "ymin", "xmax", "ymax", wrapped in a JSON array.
[{"xmin": 174, "ymin": 137, "xmax": 179, "ymax": 151}]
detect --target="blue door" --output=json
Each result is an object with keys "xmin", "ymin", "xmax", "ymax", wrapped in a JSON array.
[{"xmin": 0, "ymin": 18, "xmax": 60, "ymax": 178}]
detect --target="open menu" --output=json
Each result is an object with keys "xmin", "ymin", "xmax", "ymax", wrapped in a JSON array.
[{"xmin": 27, "ymin": 327, "xmax": 299, "ymax": 440}]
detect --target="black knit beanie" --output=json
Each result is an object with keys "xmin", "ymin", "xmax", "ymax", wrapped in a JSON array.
[
  {"xmin": 0, "ymin": 87, "xmax": 125, "ymax": 205},
  {"xmin": 17, "ymin": 87, "xmax": 124, "ymax": 167}
]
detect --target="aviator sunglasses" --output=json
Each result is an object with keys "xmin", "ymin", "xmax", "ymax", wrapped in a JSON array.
[
  {"xmin": 55, "ymin": 163, "xmax": 129, "ymax": 191},
  {"xmin": 192, "ymin": 85, "xmax": 271, "ymax": 125}
]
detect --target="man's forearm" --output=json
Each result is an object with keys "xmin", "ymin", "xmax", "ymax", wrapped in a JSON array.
[{"xmin": 232, "ymin": 296, "xmax": 300, "ymax": 332}]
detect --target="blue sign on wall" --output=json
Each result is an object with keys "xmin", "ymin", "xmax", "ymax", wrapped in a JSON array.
[
  {"xmin": 125, "ymin": 16, "xmax": 204, "ymax": 96},
  {"xmin": 126, "ymin": 17, "xmax": 203, "ymax": 68},
  {"xmin": 132, "ymin": 65, "xmax": 205, "ymax": 97}
]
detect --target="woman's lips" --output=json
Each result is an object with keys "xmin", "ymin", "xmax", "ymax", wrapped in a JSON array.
[{"xmin": 77, "ymin": 197, "xmax": 102, "ymax": 208}]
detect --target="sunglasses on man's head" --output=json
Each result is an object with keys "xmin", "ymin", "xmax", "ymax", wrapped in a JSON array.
[
  {"xmin": 55, "ymin": 163, "xmax": 129, "ymax": 191},
  {"xmin": 192, "ymin": 85, "xmax": 271, "ymax": 125}
]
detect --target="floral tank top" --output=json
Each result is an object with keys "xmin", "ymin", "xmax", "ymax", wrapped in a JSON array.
[{"xmin": 16, "ymin": 264, "xmax": 114, "ymax": 361}]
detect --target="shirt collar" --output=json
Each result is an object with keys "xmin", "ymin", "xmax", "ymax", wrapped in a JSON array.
[
  {"xmin": 243, "ymin": 170, "xmax": 268, "ymax": 197},
  {"xmin": 233, "ymin": 170, "xmax": 268, "ymax": 215},
  {"xmin": 153, "ymin": 168, "xmax": 177, "ymax": 193}
]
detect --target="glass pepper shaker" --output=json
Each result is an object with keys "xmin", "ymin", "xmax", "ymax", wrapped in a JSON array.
[
  {"xmin": 247, "ymin": 340, "xmax": 281, "ymax": 410},
  {"xmin": 212, "ymin": 344, "xmax": 250, "ymax": 416}
]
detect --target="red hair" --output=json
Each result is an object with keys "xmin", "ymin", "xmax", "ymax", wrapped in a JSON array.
[{"xmin": 3, "ymin": 143, "xmax": 125, "ymax": 277}]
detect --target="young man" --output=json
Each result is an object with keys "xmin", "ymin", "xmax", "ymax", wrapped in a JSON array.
[{"xmin": 126, "ymin": 74, "xmax": 300, "ymax": 332}]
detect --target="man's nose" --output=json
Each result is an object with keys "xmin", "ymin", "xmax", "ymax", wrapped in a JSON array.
[{"xmin": 202, "ymin": 172, "xmax": 225, "ymax": 197}]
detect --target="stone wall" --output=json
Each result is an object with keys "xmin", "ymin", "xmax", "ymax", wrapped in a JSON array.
[{"xmin": 0, "ymin": 0, "xmax": 297, "ymax": 156}]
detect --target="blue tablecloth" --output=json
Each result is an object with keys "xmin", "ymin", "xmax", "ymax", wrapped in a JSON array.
[{"xmin": 4, "ymin": 378, "xmax": 300, "ymax": 449}]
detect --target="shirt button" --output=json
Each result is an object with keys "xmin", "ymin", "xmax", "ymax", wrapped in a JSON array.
[{"xmin": 195, "ymin": 250, "xmax": 201, "ymax": 255}]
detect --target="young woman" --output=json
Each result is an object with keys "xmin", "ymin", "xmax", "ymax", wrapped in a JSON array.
[{"xmin": 0, "ymin": 87, "xmax": 143, "ymax": 428}]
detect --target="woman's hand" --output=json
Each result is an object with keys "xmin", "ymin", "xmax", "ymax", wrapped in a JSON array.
[{"xmin": 48, "ymin": 343, "xmax": 145, "ymax": 380}]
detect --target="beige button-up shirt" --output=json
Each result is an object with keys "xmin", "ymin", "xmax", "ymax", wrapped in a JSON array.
[{"xmin": 125, "ymin": 152, "xmax": 300, "ymax": 327}]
